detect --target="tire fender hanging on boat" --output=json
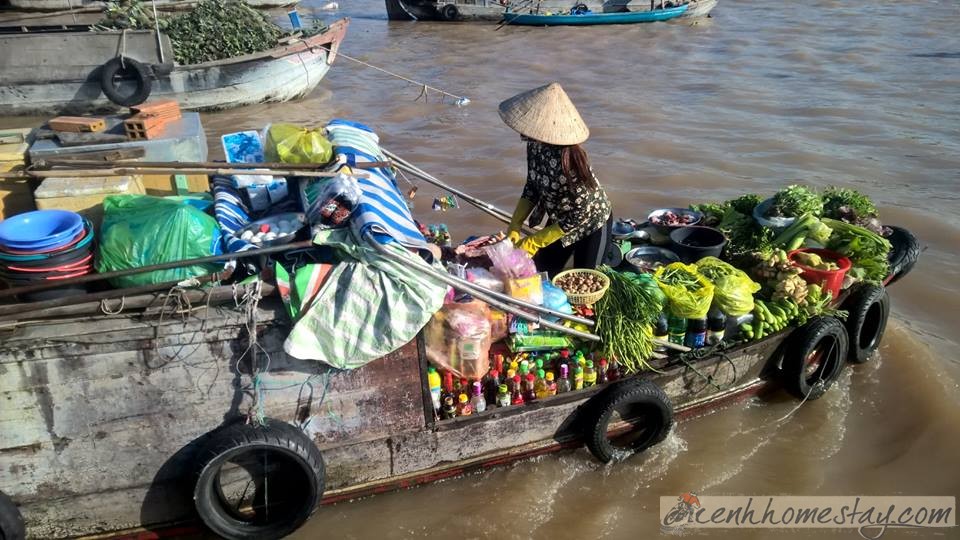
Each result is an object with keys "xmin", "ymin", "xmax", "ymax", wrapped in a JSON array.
[
  {"xmin": 581, "ymin": 379, "xmax": 674, "ymax": 463},
  {"xmin": 0, "ymin": 490, "xmax": 26, "ymax": 540},
  {"xmin": 439, "ymin": 3, "xmax": 459, "ymax": 20},
  {"xmin": 842, "ymin": 284, "xmax": 890, "ymax": 364},
  {"xmin": 99, "ymin": 56, "xmax": 153, "ymax": 107},
  {"xmin": 192, "ymin": 419, "xmax": 325, "ymax": 540},
  {"xmin": 780, "ymin": 316, "xmax": 848, "ymax": 400},
  {"xmin": 885, "ymin": 225, "xmax": 920, "ymax": 285}
]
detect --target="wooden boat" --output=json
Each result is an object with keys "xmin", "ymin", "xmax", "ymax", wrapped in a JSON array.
[
  {"xmin": 0, "ymin": 19, "xmax": 349, "ymax": 116},
  {"xmin": 0, "ymin": 222, "xmax": 919, "ymax": 539},
  {"xmin": 504, "ymin": 3, "xmax": 687, "ymax": 25},
  {"xmin": 4, "ymin": 0, "xmax": 296, "ymax": 11},
  {"xmin": 385, "ymin": 0, "xmax": 716, "ymax": 23}
]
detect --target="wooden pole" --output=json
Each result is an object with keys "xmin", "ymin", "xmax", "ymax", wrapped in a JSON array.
[
  {"xmin": 35, "ymin": 159, "xmax": 393, "ymax": 171},
  {"xmin": 0, "ymin": 167, "xmax": 366, "ymax": 179}
]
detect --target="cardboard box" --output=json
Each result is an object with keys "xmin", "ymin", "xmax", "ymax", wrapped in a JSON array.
[
  {"xmin": 34, "ymin": 176, "xmax": 145, "ymax": 226},
  {"xmin": 137, "ymin": 174, "xmax": 209, "ymax": 196}
]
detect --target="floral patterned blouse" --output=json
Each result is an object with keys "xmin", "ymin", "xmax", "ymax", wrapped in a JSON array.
[{"xmin": 520, "ymin": 141, "xmax": 612, "ymax": 248}]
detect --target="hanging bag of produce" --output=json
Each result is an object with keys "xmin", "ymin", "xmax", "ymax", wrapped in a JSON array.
[
  {"xmin": 424, "ymin": 300, "xmax": 493, "ymax": 380},
  {"xmin": 96, "ymin": 195, "xmax": 223, "ymax": 288},
  {"xmin": 653, "ymin": 262, "xmax": 715, "ymax": 319},
  {"xmin": 264, "ymin": 124, "xmax": 334, "ymax": 165},
  {"xmin": 695, "ymin": 256, "xmax": 761, "ymax": 317}
]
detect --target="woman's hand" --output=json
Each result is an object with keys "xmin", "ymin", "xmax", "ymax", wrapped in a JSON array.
[
  {"xmin": 508, "ymin": 198, "xmax": 534, "ymax": 244},
  {"xmin": 516, "ymin": 224, "xmax": 565, "ymax": 256}
]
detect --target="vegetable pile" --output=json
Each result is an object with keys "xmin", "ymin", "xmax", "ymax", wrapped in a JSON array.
[
  {"xmin": 594, "ymin": 267, "xmax": 664, "ymax": 373},
  {"xmin": 823, "ymin": 218, "xmax": 891, "ymax": 281},
  {"xmin": 767, "ymin": 185, "xmax": 823, "ymax": 218}
]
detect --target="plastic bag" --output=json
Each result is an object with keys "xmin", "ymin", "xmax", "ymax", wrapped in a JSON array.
[
  {"xmin": 505, "ymin": 275, "xmax": 544, "ymax": 305},
  {"xmin": 508, "ymin": 331, "xmax": 572, "ymax": 352},
  {"xmin": 695, "ymin": 256, "xmax": 761, "ymax": 316},
  {"xmin": 424, "ymin": 300, "xmax": 492, "ymax": 380},
  {"xmin": 653, "ymin": 262, "xmax": 715, "ymax": 319},
  {"xmin": 483, "ymin": 240, "xmax": 537, "ymax": 280},
  {"xmin": 97, "ymin": 195, "xmax": 223, "ymax": 288},
  {"xmin": 541, "ymin": 279, "xmax": 573, "ymax": 321},
  {"xmin": 465, "ymin": 267, "xmax": 504, "ymax": 293},
  {"xmin": 306, "ymin": 173, "xmax": 361, "ymax": 228},
  {"xmin": 264, "ymin": 124, "xmax": 333, "ymax": 165}
]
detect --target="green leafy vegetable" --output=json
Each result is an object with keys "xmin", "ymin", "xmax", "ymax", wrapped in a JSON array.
[
  {"xmin": 822, "ymin": 187, "xmax": 877, "ymax": 219},
  {"xmin": 594, "ymin": 267, "xmax": 663, "ymax": 373},
  {"xmin": 822, "ymin": 218, "xmax": 891, "ymax": 281},
  {"xmin": 728, "ymin": 194, "xmax": 763, "ymax": 216},
  {"xmin": 769, "ymin": 185, "xmax": 823, "ymax": 218}
]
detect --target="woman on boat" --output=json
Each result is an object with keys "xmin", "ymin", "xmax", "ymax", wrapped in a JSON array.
[{"xmin": 501, "ymin": 82, "xmax": 613, "ymax": 277}]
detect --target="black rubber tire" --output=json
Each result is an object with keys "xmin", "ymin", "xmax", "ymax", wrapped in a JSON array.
[
  {"xmin": 193, "ymin": 419, "xmax": 325, "ymax": 540},
  {"xmin": 842, "ymin": 284, "xmax": 890, "ymax": 364},
  {"xmin": 0, "ymin": 490, "xmax": 25, "ymax": 540},
  {"xmin": 582, "ymin": 380, "xmax": 673, "ymax": 463},
  {"xmin": 885, "ymin": 225, "xmax": 919, "ymax": 285},
  {"xmin": 439, "ymin": 3, "xmax": 459, "ymax": 20},
  {"xmin": 781, "ymin": 317, "xmax": 848, "ymax": 400},
  {"xmin": 99, "ymin": 56, "xmax": 152, "ymax": 107}
]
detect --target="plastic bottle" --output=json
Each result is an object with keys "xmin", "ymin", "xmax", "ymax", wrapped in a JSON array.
[
  {"xmin": 493, "ymin": 353, "xmax": 505, "ymax": 376},
  {"xmin": 607, "ymin": 358, "xmax": 622, "ymax": 382},
  {"xmin": 557, "ymin": 364, "xmax": 572, "ymax": 394},
  {"xmin": 427, "ymin": 367, "xmax": 442, "ymax": 412},
  {"xmin": 482, "ymin": 369, "xmax": 500, "ymax": 404},
  {"xmin": 523, "ymin": 373, "xmax": 538, "ymax": 403},
  {"xmin": 441, "ymin": 395, "xmax": 457, "ymax": 419},
  {"xmin": 511, "ymin": 375, "xmax": 525, "ymax": 405},
  {"xmin": 545, "ymin": 372, "xmax": 557, "ymax": 396},
  {"xmin": 584, "ymin": 360, "xmax": 597, "ymax": 387},
  {"xmin": 457, "ymin": 393, "xmax": 473, "ymax": 416},
  {"xmin": 470, "ymin": 381, "xmax": 487, "ymax": 413},
  {"xmin": 442, "ymin": 371, "xmax": 455, "ymax": 405},
  {"xmin": 574, "ymin": 366, "xmax": 584, "ymax": 390},
  {"xmin": 535, "ymin": 358, "xmax": 544, "ymax": 373},
  {"xmin": 667, "ymin": 314, "xmax": 687, "ymax": 345},
  {"xmin": 575, "ymin": 350, "xmax": 587, "ymax": 370},
  {"xmin": 707, "ymin": 308, "xmax": 727, "ymax": 345},
  {"xmin": 685, "ymin": 317, "xmax": 707, "ymax": 349},
  {"xmin": 496, "ymin": 384, "xmax": 510, "ymax": 408},
  {"xmin": 534, "ymin": 369, "xmax": 548, "ymax": 400},
  {"xmin": 654, "ymin": 312, "xmax": 670, "ymax": 353},
  {"xmin": 597, "ymin": 359, "xmax": 609, "ymax": 385},
  {"xmin": 509, "ymin": 360, "xmax": 520, "ymax": 375}
]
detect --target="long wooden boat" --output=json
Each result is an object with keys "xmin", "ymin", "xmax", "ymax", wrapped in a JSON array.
[
  {"xmin": 0, "ymin": 19, "xmax": 348, "ymax": 116},
  {"xmin": 0, "ymin": 223, "xmax": 918, "ymax": 539},
  {"xmin": 504, "ymin": 3, "xmax": 687, "ymax": 25},
  {"xmin": 385, "ymin": 0, "xmax": 716, "ymax": 23},
  {"xmin": 4, "ymin": 0, "xmax": 296, "ymax": 12}
]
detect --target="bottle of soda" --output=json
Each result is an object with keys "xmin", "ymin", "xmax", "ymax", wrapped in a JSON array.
[
  {"xmin": 534, "ymin": 369, "xmax": 548, "ymax": 400},
  {"xmin": 496, "ymin": 384, "xmax": 511, "ymax": 408},
  {"xmin": 482, "ymin": 369, "xmax": 500, "ymax": 404},
  {"xmin": 557, "ymin": 364, "xmax": 573, "ymax": 394},
  {"xmin": 523, "ymin": 373, "xmax": 537, "ymax": 403},
  {"xmin": 597, "ymin": 359, "xmax": 609, "ymax": 385},
  {"xmin": 442, "ymin": 371, "xmax": 455, "ymax": 406},
  {"xmin": 545, "ymin": 372, "xmax": 557, "ymax": 396},
  {"xmin": 607, "ymin": 358, "xmax": 622, "ymax": 382},
  {"xmin": 427, "ymin": 366, "xmax": 442, "ymax": 413},
  {"xmin": 457, "ymin": 393, "xmax": 473, "ymax": 416},
  {"xmin": 470, "ymin": 381, "xmax": 487, "ymax": 413},
  {"xmin": 584, "ymin": 360, "xmax": 598, "ymax": 387},
  {"xmin": 574, "ymin": 366, "xmax": 584, "ymax": 390},
  {"xmin": 511, "ymin": 375, "xmax": 525, "ymax": 405}
]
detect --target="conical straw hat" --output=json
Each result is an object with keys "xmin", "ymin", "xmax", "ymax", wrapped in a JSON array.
[{"xmin": 498, "ymin": 82, "xmax": 589, "ymax": 146}]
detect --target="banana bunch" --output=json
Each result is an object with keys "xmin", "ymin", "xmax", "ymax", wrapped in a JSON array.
[{"xmin": 739, "ymin": 297, "xmax": 802, "ymax": 341}]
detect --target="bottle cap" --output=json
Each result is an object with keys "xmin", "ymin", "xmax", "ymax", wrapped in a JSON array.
[
  {"xmin": 472, "ymin": 381, "xmax": 482, "ymax": 395},
  {"xmin": 575, "ymin": 366, "xmax": 583, "ymax": 374},
  {"xmin": 443, "ymin": 396, "xmax": 454, "ymax": 405},
  {"xmin": 526, "ymin": 373, "xmax": 535, "ymax": 381},
  {"xmin": 428, "ymin": 366, "xmax": 437, "ymax": 373},
  {"xmin": 537, "ymin": 369, "xmax": 545, "ymax": 378},
  {"xmin": 490, "ymin": 370, "xmax": 499, "ymax": 379},
  {"xmin": 498, "ymin": 384, "xmax": 508, "ymax": 393},
  {"xmin": 536, "ymin": 359, "xmax": 544, "ymax": 369},
  {"xmin": 560, "ymin": 364, "xmax": 569, "ymax": 376},
  {"xmin": 586, "ymin": 360, "xmax": 594, "ymax": 368},
  {"xmin": 460, "ymin": 378, "xmax": 468, "ymax": 386},
  {"xmin": 546, "ymin": 372, "xmax": 555, "ymax": 382},
  {"xmin": 513, "ymin": 375, "xmax": 521, "ymax": 383},
  {"xmin": 507, "ymin": 369, "xmax": 516, "ymax": 378},
  {"xmin": 561, "ymin": 349, "xmax": 570, "ymax": 359},
  {"xmin": 459, "ymin": 394, "xmax": 468, "ymax": 403},
  {"xmin": 599, "ymin": 358, "xmax": 607, "ymax": 367}
]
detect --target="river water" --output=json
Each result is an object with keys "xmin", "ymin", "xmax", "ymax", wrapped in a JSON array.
[{"xmin": 3, "ymin": 0, "xmax": 960, "ymax": 537}]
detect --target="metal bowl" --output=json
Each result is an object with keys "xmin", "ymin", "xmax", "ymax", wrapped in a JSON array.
[
  {"xmin": 235, "ymin": 212, "xmax": 306, "ymax": 248},
  {"xmin": 623, "ymin": 246, "xmax": 681, "ymax": 273},
  {"xmin": 646, "ymin": 208, "xmax": 703, "ymax": 235}
]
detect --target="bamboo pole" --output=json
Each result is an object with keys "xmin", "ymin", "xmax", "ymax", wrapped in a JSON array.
[
  {"xmin": 35, "ymin": 159, "xmax": 393, "ymax": 171},
  {"xmin": 0, "ymin": 167, "xmax": 365, "ymax": 179}
]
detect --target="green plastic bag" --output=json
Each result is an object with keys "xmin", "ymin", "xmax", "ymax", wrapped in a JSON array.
[
  {"xmin": 653, "ymin": 262, "xmax": 715, "ymax": 319},
  {"xmin": 264, "ymin": 124, "xmax": 333, "ymax": 164},
  {"xmin": 96, "ymin": 195, "xmax": 223, "ymax": 288},
  {"xmin": 695, "ymin": 256, "xmax": 761, "ymax": 316}
]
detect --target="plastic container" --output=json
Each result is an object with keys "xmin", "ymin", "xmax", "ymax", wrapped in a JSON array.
[
  {"xmin": 788, "ymin": 248, "xmax": 852, "ymax": 300},
  {"xmin": 623, "ymin": 246, "xmax": 680, "ymax": 274},
  {"xmin": 669, "ymin": 226, "xmax": 727, "ymax": 263},
  {"xmin": 0, "ymin": 209, "xmax": 83, "ymax": 249},
  {"xmin": 647, "ymin": 208, "xmax": 703, "ymax": 235},
  {"xmin": 753, "ymin": 197, "xmax": 796, "ymax": 230}
]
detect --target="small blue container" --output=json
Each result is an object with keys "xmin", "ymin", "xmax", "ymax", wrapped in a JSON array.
[{"xmin": 288, "ymin": 9, "xmax": 303, "ymax": 29}]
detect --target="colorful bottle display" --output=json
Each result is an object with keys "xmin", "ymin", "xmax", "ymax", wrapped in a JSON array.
[
  {"xmin": 427, "ymin": 366, "xmax": 442, "ymax": 412},
  {"xmin": 470, "ymin": 381, "xmax": 487, "ymax": 413},
  {"xmin": 496, "ymin": 384, "xmax": 510, "ymax": 408},
  {"xmin": 557, "ymin": 364, "xmax": 572, "ymax": 394},
  {"xmin": 584, "ymin": 360, "xmax": 597, "ymax": 387}
]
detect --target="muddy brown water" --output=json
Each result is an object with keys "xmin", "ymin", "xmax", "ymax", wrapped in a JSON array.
[{"xmin": 3, "ymin": 0, "xmax": 960, "ymax": 537}]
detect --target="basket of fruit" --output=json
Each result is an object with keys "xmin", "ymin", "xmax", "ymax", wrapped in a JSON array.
[
  {"xmin": 552, "ymin": 268, "xmax": 610, "ymax": 306},
  {"xmin": 788, "ymin": 248, "xmax": 851, "ymax": 300}
]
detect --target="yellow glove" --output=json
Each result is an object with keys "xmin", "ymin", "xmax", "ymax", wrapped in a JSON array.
[
  {"xmin": 516, "ymin": 224, "xmax": 565, "ymax": 256},
  {"xmin": 507, "ymin": 198, "xmax": 534, "ymax": 245}
]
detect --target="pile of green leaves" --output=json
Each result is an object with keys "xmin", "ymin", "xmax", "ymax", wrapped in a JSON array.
[
  {"xmin": 594, "ymin": 267, "xmax": 664, "ymax": 373},
  {"xmin": 691, "ymin": 193, "xmax": 773, "ymax": 260},
  {"xmin": 768, "ymin": 185, "xmax": 823, "ymax": 218},
  {"xmin": 822, "ymin": 218, "xmax": 892, "ymax": 281},
  {"xmin": 93, "ymin": 0, "xmax": 316, "ymax": 65},
  {"xmin": 821, "ymin": 187, "xmax": 877, "ymax": 219}
]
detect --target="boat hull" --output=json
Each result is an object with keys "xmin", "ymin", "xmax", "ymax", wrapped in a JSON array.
[
  {"xmin": 384, "ymin": 0, "xmax": 715, "ymax": 22},
  {"xmin": 6, "ymin": 0, "xmax": 296, "ymax": 11},
  {"xmin": 0, "ymin": 283, "xmax": 784, "ymax": 539},
  {"xmin": 0, "ymin": 19, "xmax": 348, "ymax": 116},
  {"xmin": 505, "ymin": 4, "xmax": 687, "ymax": 25}
]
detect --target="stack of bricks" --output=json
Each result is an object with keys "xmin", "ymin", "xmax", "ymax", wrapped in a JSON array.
[{"xmin": 123, "ymin": 100, "xmax": 182, "ymax": 140}]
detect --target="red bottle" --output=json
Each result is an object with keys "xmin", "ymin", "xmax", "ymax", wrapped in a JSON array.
[
  {"xmin": 598, "ymin": 359, "xmax": 610, "ymax": 384},
  {"xmin": 523, "ymin": 373, "xmax": 537, "ymax": 403},
  {"xmin": 511, "ymin": 375, "xmax": 525, "ymax": 405}
]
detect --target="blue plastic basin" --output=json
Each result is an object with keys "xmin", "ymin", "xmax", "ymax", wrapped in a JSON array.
[{"xmin": 0, "ymin": 210, "xmax": 84, "ymax": 248}]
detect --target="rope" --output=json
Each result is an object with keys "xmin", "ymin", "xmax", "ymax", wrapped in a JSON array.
[
  {"xmin": 774, "ymin": 338, "xmax": 837, "ymax": 423},
  {"xmin": 320, "ymin": 46, "xmax": 470, "ymax": 106},
  {"xmin": 231, "ymin": 281, "xmax": 270, "ymax": 426},
  {"xmin": 100, "ymin": 296, "xmax": 126, "ymax": 315}
]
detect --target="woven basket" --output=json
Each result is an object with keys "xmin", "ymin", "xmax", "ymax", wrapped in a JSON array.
[{"xmin": 552, "ymin": 268, "xmax": 610, "ymax": 306}]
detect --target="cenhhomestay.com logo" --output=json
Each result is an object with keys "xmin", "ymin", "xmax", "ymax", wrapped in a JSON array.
[{"xmin": 660, "ymin": 494, "xmax": 955, "ymax": 539}]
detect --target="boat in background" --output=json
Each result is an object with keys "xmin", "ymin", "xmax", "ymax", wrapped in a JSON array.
[
  {"xmin": 0, "ymin": 19, "xmax": 349, "ymax": 116},
  {"xmin": 385, "ymin": 0, "xmax": 716, "ymax": 23},
  {"xmin": 503, "ymin": 3, "xmax": 687, "ymax": 25},
  {"xmin": 5, "ymin": 0, "xmax": 296, "ymax": 11}
]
